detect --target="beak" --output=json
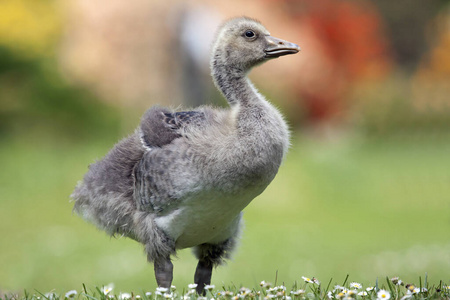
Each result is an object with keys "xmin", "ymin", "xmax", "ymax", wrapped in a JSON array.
[{"xmin": 264, "ymin": 35, "xmax": 300, "ymax": 58}]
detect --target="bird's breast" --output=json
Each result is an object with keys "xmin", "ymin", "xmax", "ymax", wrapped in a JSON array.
[{"xmin": 154, "ymin": 178, "xmax": 267, "ymax": 249}]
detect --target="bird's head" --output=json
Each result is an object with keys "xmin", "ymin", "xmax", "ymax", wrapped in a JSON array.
[{"xmin": 211, "ymin": 17, "xmax": 300, "ymax": 73}]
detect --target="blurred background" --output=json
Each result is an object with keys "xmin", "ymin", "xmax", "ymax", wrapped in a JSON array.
[{"xmin": 1, "ymin": 0, "xmax": 449, "ymax": 294}]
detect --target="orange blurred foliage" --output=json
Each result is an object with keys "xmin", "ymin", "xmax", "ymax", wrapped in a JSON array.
[
  {"xmin": 264, "ymin": 0, "xmax": 393, "ymax": 124},
  {"xmin": 412, "ymin": 10, "xmax": 450, "ymax": 114}
]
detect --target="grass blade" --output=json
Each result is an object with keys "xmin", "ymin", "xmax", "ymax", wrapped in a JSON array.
[{"xmin": 341, "ymin": 274, "xmax": 349, "ymax": 287}]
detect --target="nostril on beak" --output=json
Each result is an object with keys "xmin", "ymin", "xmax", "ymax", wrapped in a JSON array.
[{"xmin": 278, "ymin": 42, "xmax": 284, "ymax": 45}]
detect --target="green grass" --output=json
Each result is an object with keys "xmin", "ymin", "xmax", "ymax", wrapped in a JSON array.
[
  {"xmin": 1, "ymin": 276, "xmax": 449, "ymax": 300},
  {"xmin": 0, "ymin": 133, "xmax": 449, "ymax": 294}
]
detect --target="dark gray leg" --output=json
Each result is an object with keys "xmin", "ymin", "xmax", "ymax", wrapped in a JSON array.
[
  {"xmin": 153, "ymin": 257, "xmax": 173, "ymax": 288},
  {"xmin": 194, "ymin": 259, "xmax": 213, "ymax": 295}
]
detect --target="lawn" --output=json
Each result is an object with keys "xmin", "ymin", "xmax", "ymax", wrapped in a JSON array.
[{"xmin": 0, "ymin": 132, "xmax": 449, "ymax": 294}]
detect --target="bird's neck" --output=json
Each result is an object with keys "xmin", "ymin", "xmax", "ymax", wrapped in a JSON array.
[{"xmin": 211, "ymin": 57, "xmax": 261, "ymax": 107}]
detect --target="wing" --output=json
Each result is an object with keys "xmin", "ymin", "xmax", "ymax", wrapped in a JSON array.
[
  {"xmin": 135, "ymin": 107, "xmax": 204, "ymax": 212},
  {"xmin": 133, "ymin": 151, "xmax": 175, "ymax": 213},
  {"xmin": 140, "ymin": 106, "xmax": 205, "ymax": 148}
]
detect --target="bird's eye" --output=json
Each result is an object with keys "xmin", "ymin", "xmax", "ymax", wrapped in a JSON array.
[{"xmin": 244, "ymin": 30, "xmax": 255, "ymax": 38}]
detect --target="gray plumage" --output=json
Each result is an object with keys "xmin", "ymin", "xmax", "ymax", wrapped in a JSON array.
[{"xmin": 71, "ymin": 16, "xmax": 299, "ymax": 294}]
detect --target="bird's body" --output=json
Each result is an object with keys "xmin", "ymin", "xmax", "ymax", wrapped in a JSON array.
[{"xmin": 72, "ymin": 16, "xmax": 299, "ymax": 293}]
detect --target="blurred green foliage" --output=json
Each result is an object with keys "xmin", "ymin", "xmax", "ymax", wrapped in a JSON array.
[{"xmin": 0, "ymin": 46, "xmax": 122, "ymax": 142}]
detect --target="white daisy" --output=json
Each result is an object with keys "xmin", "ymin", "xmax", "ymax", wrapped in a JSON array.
[
  {"xmin": 65, "ymin": 290, "xmax": 78, "ymax": 298},
  {"xmin": 156, "ymin": 287, "xmax": 169, "ymax": 294},
  {"xmin": 118, "ymin": 293, "xmax": 131, "ymax": 300},
  {"xmin": 349, "ymin": 282, "xmax": 362, "ymax": 289},
  {"xmin": 102, "ymin": 284, "xmax": 115, "ymax": 295},
  {"xmin": 45, "ymin": 293, "xmax": 57, "ymax": 300},
  {"xmin": 390, "ymin": 277, "xmax": 403, "ymax": 286},
  {"xmin": 376, "ymin": 289, "xmax": 391, "ymax": 300},
  {"xmin": 366, "ymin": 287, "xmax": 374, "ymax": 292},
  {"xmin": 357, "ymin": 291, "xmax": 367, "ymax": 296},
  {"xmin": 188, "ymin": 284, "xmax": 198, "ymax": 290},
  {"xmin": 239, "ymin": 287, "xmax": 251, "ymax": 294},
  {"xmin": 204, "ymin": 285, "xmax": 215, "ymax": 291},
  {"xmin": 290, "ymin": 289, "xmax": 305, "ymax": 296},
  {"xmin": 275, "ymin": 285, "xmax": 286, "ymax": 291},
  {"xmin": 301, "ymin": 276, "xmax": 314, "ymax": 284},
  {"xmin": 400, "ymin": 291, "xmax": 413, "ymax": 300}
]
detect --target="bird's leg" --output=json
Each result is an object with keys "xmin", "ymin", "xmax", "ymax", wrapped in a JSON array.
[
  {"xmin": 154, "ymin": 257, "xmax": 173, "ymax": 289},
  {"xmin": 194, "ymin": 258, "xmax": 213, "ymax": 295}
]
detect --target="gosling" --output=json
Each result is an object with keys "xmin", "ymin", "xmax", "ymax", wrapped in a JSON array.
[{"xmin": 72, "ymin": 16, "xmax": 300, "ymax": 294}]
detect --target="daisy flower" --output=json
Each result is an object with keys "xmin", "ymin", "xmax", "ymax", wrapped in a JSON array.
[
  {"xmin": 45, "ymin": 293, "xmax": 57, "ymax": 300},
  {"xmin": 102, "ymin": 284, "xmax": 115, "ymax": 295},
  {"xmin": 400, "ymin": 291, "xmax": 413, "ymax": 300},
  {"xmin": 390, "ymin": 277, "xmax": 403, "ymax": 286},
  {"xmin": 290, "ymin": 289, "xmax": 305, "ymax": 296},
  {"xmin": 357, "ymin": 291, "xmax": 368, "ymax": 297},
  {"xmin": 406, "ymin": 284, "xmax": 415, "ymax": 292},
  {"xmin": 366, "ymin": 287, "xmax": 374, "ymax": 292},
  {"xmin": 65, "ymin": 290, "xmax": 77, "ymax": 298},
  {"xmin": 156, "ymin": 287, "xmax": 169, "ymax": 294},
  {"xmin": 349, "ymin": 282, "xmax": 362, "ymax": 289},
  {"xmin": 239, "ymin": 287, "xmax": 251, "ymax": 294},
  {"xmin": 118, "ymin": 293, "xmax": 131, "ymax": 300},
  {"xmin": 275, "ymin": 286, "xmax": 286, "ymax": 292},
  {"xmin": 223, "ymin": 291, "xmax": 234, "ymax": 297},
  {"xmin": 301, "ymin": 276, "xmax": 314, "ymax": 284},
  {"xmin": 188, "ymin": 284, "xmax": 198, "ymax": 290},
  {"xmin": 204, "ymin": 284, "xmax": 215, "ymax": 291},
  {"xmin": 333, "ymin": 285, "xmax": 345, "ymax": 291},
  {"xmin": 376, "ymin": 289, "xmax": 391, "ymax": 300}
]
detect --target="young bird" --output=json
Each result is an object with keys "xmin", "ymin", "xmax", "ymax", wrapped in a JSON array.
[{"xmin": 72, "ymin": 16, "xmax": 300, "ymax": 294}]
